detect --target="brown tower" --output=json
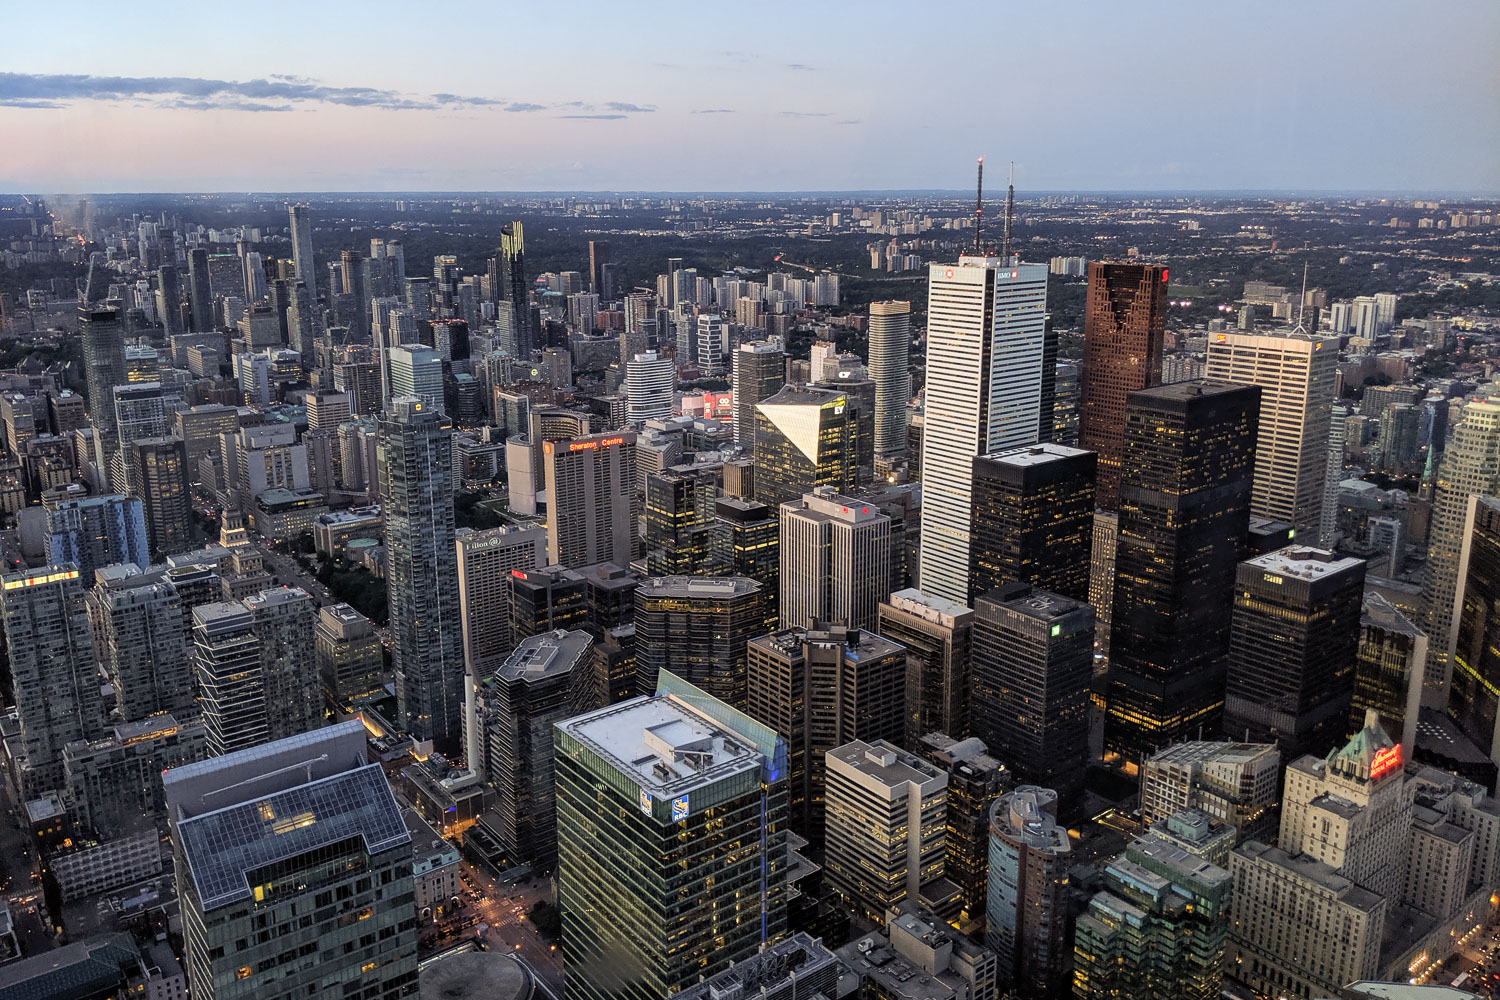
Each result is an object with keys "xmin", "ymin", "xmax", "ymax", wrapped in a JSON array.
[{"xmin": 1078, "ymin": 262, "xmax": 1169, "ymax": 509}]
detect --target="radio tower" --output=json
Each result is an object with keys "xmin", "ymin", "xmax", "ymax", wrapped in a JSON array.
[
  {"xmin": 973, "ymin": 157, "xmax": 984, "ymax": 252},
  {"xmin": 1000, "ymin": 161, "xmax": 1015, "ymax": 262}
]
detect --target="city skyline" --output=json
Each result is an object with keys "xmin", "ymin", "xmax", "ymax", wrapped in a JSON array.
[{"xmin": 2, "ymin": 0, "xmax": 1496, "ymax": 193}]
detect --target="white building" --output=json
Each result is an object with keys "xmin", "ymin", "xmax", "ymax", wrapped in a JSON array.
[
  {"xmin": 918, "ymin": 257, "xmax": 1047, "ymax": 603},
  {"xmin": 868, "ymin": 301, "xmax": 912, "ymax": 457},
  {"xmin": 626, "ymin": 351, "xmax": 676, "ymax": 427},
  {"xmin": 779, "ymin": 488, "xmax": 891, "ymax": 632}
]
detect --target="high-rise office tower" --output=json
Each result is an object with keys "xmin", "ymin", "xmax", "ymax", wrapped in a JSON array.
[
  {"xmin": 917, "ymin": 733, "xmax": 1008, "ymax": 927},
  {"xmin": 712, "ymin": 497, "xmax": 780, "ymax": 594},
  {"xmin": 186, "ymin": 247, "xmax": 214, "ymax": 332},
  {"xmin": 507, "ymin": 567, "xmax": 588, "ymax": 644},
  {"xmin": 314, "ymin": 602, "xmax": 384, "ymax": 709},
  {"xmin": 44, "ymin": 493, "xmax": 148, "ymax": 580},
  {"xmin": 339, "ymin": 249, "xmax": 368, "ymax": 340},
  {"xmin": 625, "ymin": 351, "xmax": 675, "ymax": 426},
  {"xmin": 1074, "ymin": 832, "xmax": 1232, "ymax": 1000},
  {"xmin": 543, "ymin": 430, "xmax": 636, "ymax": 569},
  {"xmin": 79, "ymin": 305, "xmax": 126, "ymax": 439},
  {"xmin": 1077, "ymin": 262, "xmax": 1168, "ymax": 510},
  {"xmin": 1352, "ymin": 592, "xmax": 1426, "ymax": 763},
  {"xmin": 1204, "ymin": 329, "xmax": 1336, "ymax": 538},
  {"xmin": 1088, "ymin": 510, "xmax": 1119, "ymax": 662},
  {"xmin": 816, "ymin": 370, "xmax": 876, "ymax": 484},
  {"xmin": 972, "ymin": 582, "xmax": 1093, "ymax": 806},
  {"xmin": 753, "ymin": 385, "xmax": 857, "ymax": 508},
  {"xmin": 1138, "ymin": 741, "xmax": 1282, "ymax": 843},
  {"xmin": 1424, "ymin": 397, "xmax": 1500, "ymax": 703},
  {"xmin": 498, "ymin": 222, "xmax": 531, "ymax": 355},
  {"xmin": 112, "ymin": 381, "xmax": 166, "ymax": 484},
  {"xmin": 587, "ymin": 239, "xmax": 611, "ymax": 295},
  {"xmin": 163, "ymin": 721, "xmax": 418, "ymax": 1000},
  {"xmin": 455, "ymin": 524, "xmax": 547, "ymax": 675},
  {"xmin": 643, "ymin": 469, "xmax": 716, "ymax": 576},
  {"xmin": 481, "ymin": 628, "xmax": 592, "ymax": 866},
  {"xmin": 381, "ymin": 396, "xmax": 463, "ymax": 748},
  {"xmin": 986, "ymin": 786, "xmax": 1072, "ymax": 998},
  {"xmin": 824, "ymin": 739, "xmax": 948, "ymax": 922},
  {"xmin": 746, "ymin": 623, "xmax": 906, "ymax": 835},
  {"xmin": 556, "ymin": 672, "xmax": 788, "ymax": 1000},
  {"xmin": 695, "ymin": 313, "xmax": 727, "ymax": 375},
  {"xmin": 732, "ymin": 340, "xmax": 786, "ymax": 449},
  {"xmin": 1223, "ymin": 546, "xmax": 1366, "ymax": 759},
  {"xmin": 1106, "ymin": 381, "xmax": 1260, "ymax": 764},
  {"xmin": 969, "ymin": 443, "xmax": 1096, "ymax": 603},
  {"xmin": 919, "ymin": 256, "xmax": 1048, "ymax": 604},
  {"xmin": 2, "ymin": 565, "xmax": 103, "ymax": 796},
  {"xmin": 633, "ymin": 576, "xmax": 768, "ymax": 705},
  {"xmin": 126, "ymin": 436, "xmax": 192, "ymax": 559},
  {"xmin": 156, "ymin": 264, "xmax": 183, "ymax": 337},
  {"xmin": 868, "ymin": 300, "xmax": 912, "ymax": 457},
  {"xmin": 86, "ymin": 563, "xmax": 193, "ymax": 723},
  {"xmin": 1449, "ymin": 495, "xmax": 1500, "ymax": 761},
  {"xmin": 388, "ymin": 344, "xmax": 445, "ymax": 410},
  {"xmin": 286, "ymin": 278, "xmax": 317, "ymax": 359},
  {"xmin": 191, "ymin": 587, "xmax": 319, "ymax": 757},
  {"xmin": 878, "ymin": 588, "xmax": 974, "ymax": 745},
  {"xmin": 287, "ymin": 202, "xmax": 317, "ymax": 300},
  {"xmin": 779, "ymin": 488, "xmax": 891, "ymax": 631}
]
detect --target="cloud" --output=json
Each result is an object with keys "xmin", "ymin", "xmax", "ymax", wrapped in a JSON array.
[
  {"xmin": 604, "ymin": 102, "xmax": 656, "ymax": 113},
  {"xmin": 0, "ymin": 71, "xmax": 498, "ymax": 111},
  {"xmin": 780, "ymin": 111, "xmax": 831, "ymax": 118},
  {"xmin": 785, "ymin": 63, "xmax": 816, "ymax": 71},
  {"xmin": 165, "ymin": 99, "xmax": 292, "ymax": 112},
  {"xmin": 504, "ymin": 102, "xmax": 547, "ymax": 112},
  {"xmin": 0, "ymin": 98, "xmax": 64, "ymax": 109},
  {"xmin": 559, "ymin": 114, "xmax": 627, "ymax": 120},
  {"xmin": 837, "ymin": 119, "xmax": 861, "ymax": 125},
  {"xmin": 692, "ymin": 108, "xmax": 734, "ymax": 114}
]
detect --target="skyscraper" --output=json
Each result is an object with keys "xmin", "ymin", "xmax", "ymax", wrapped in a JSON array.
[
  {"xmin": 287, "ymin": 202, "xmax": 317, "ymax": 300},
  {"xmin": 919, "ymin": 256, "xmax": 1048, "ymax": 603},
  {"xmin": 314, "ymin": 602, "xmax": 384, "ymax": 709},
  {"xmin": 79, "ymin": 306, "xmax": 126, "ymax": 462},
  {"xmin": 191, "ymin": 587, "xmax": 319, "ymax": 757},
  {"xmin": 481, "ymin": 628, "xmax": 592, "ymax": 866},
  {"xmin": 156, "ymin": 264, "xmax": 183, "ymax": 337},
  {"xmin": 916, "ymin": 733, "xmax": 1008, "ymax": 927},
  {"xmin": 499, "ymin": 221, "xmax": 531, "ymax": 355},
  {"xmin": 878, "ymin": 588, "xmax": 974, "ymax": 745},
  {"xmin": 824, "ymin": 739, "xmax": 948, "ymax": 922},
  {"xmin": 868, "ymin": 300, "xmax": 912, "ymax": 457},
  {"xmin": 126, "ymin": 436, "xmax": 192, "ymax": 559},
  {"xmin": 1204, "ymin": 329, "xmax": 1336, "ymax": 538},
  {"xmin": 86, "ymin": 563, "xmax": 193, "ymax": 723},
  {"xmin": 455, "ymin": 523, "xmax": 547, "ymax": 676},
  {"xmin": 543, "ymin": 430, "xmax": 636, "ymax": 569},
  {"xmin": 633, "ymin": 576, "xmax": 768, "ymax": 706},
  {"xmin": 555, "ymin": 672, "xmax": 788, "ymax": 1000},
  {"xmin": 971, "ymin": 582, "xmax": 1094, "ymax": 805},
  {"xmin": 1106, "ymin": 381, "xmax": 1260, "ymax": 763},
  {"xmin": 1077, "ymin": 262, "xmax": 1168, "ymax": 510},
  {"xmin": 732, "ymin": 340, "xmax": 786, "ymax": 448},
  {"xmin": 625, "ymin": 351, "xmax": 675, "ymax": 426},
  {"xmin": 388, "ymin": 344, "xmax": 445, "ymax": 410},
  {"xmin": 778, "ymin": 488, "xmax": 891, "ymax": 631},
  {"xmin": 753, "ymin": 385, "xmax": 857, "ymax": 508},
  {"xmin": 381, "ymin": 396, "xmax": 463, "ymax": 748},
  {"xmin": 587, "ymin": 239, "xmax": 611, "ymax": 296},
  {"xmin": 746, "ymin": 623, "xmax": 906, "ymax": 836},
  {"xmin": 986, "ymin": 786, "xmax": 1072, "ymax": 998},
  {"xmin": 163, "ymin": 722, "xmax": 418, "ymax": 1000},
  {"xmin": 1222, "ymin": 546, "xmax": 1366, "ymax": 759},
  {"xmin": 712, "ymin": 497, "xmax": 780, "ymax": 595},
  {"xmin": 969, "ymin": 443, "xmax": 1096, "ymax": 603},
  {"xmin": 1352, "ymin": 593, "xmax": 1426, "ymax": 763},
  {"xmin": 44, "ymin": 492, "xmax": 148, "ymax": 580},
  {"xmin": 186, "ymin": 247, "xmax": 214, "ymax": 333},
  {"xmin": 1424, "ymin": 397, "xmax": 1500, "ymax": 703},
  {"xmin": 643, "ymin": 469, "xmax": 716, "ymax": 576},
  {"xmin": 1448, "ymin": 495, "xmax": 1500, "ymax": 761},
  {"xmin": 2, "ymin": 565, "xmax": 104, "ymax": 796}
]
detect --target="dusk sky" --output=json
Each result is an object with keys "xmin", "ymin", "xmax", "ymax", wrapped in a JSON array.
[{"xmin": 3, "ymin": 0, "xmax": 1497, "ymax": 193}]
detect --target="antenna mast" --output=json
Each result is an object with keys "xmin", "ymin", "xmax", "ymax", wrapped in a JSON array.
[
  {"xmin": 973, "ymin": 157, "xmax": 984, "ymax": 252},
  {"xmin": 1297, "ymin": 261, "xmax": 1309, "ymax": 329},
  {"xmin": 1000, "ymin": 161, "xmax": 1015, "ymax": 262}
]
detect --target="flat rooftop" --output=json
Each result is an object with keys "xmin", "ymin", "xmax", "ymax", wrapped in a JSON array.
[
  {"xmin": 1245, "ymin": 544, "xmax": 1365, "ymax": 580},
  {"xmin": 828, "ymin": 740, "xmax": 945, "ymax": 792},
  {"xmin": 637, "ymin": 575, "xmax": 761, "ymax": 600},
  {"xmin": 558, "ymin": 693, "xmax": 764, "ymax": 797},
  {"xmin": 496, "ymin": 628, "xmax": 592, "ymax": 683},
  {"xmin": 984, "ymin": 442, "xmax": 1092, "ymax": 467}
]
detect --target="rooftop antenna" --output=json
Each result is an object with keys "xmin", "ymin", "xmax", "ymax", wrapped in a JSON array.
[
  {"xmin": 973, "ymin": 157, "xmax": 984, "ymax": 252},
  {"xmin": 1296, "ymin": 261, "xmax": 1309, "ymax": 330},
  {"xmin": 1000, "ymin": 161, "xmax": 1016, "ymax": 263}
]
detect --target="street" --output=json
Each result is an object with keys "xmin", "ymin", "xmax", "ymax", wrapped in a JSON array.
[{"xmin": 452, "ymin": 860, "xmax": 564, "ymax": 997}]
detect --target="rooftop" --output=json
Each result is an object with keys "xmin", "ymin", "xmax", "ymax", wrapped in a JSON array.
[
  {"xmin": 1233, "ymin": 840, "xmax": 1385, "ymax": 912},
  {"xmin": 829, "ymin": 740, "xmax": 946, "ymax": 794},
  {"xmin": 1147, "ymin": 740, "xmax": 1279, "ymax": 767},
  {"xmin": 994, "ymin": 786, "xmax": 1070, "ymax": 854},
  {"xmin": 495, "ymin": 629, "xmax": 592, "ymax": 683},
  {"xmin": 1363, "ymin": 591, "xmax": 1427, "ymax": 639},
  {"xmin": 637, "ymin": 575, "xmax": 762, "ymax": 600},
  {"xmin": 984, "ymin": 442, "xmax": 1093, "ymax": 467},
  {"xmin": 1244, "ymin": 544, "xmax": 1365, "ymax": 581},
  {"xmin": 883, "ymin": 588, "xmax": 972, "ymax": 625}
]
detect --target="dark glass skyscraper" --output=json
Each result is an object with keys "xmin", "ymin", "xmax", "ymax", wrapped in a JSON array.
[
  {"xmin": 753, "ymin": 385, "xmax": 857, "ymax": 509},
  {"xmin": 1222, "ymin": 546, "xmax": 1365, "ymax": 758},
  {"xmin": 1450, "ymin": 496, "xmax": 1500, "ymax": 759},
  {"xmin": 1105, "ymin": 381, "xmax": 1259, "ymax": 764},
  {"xmin": 79, "ymin": 306, "xmax": 126, "ymax": 444},
  {"xmin": 186, "ymin": 246, "xmax": 214, "ymax": 332},
  {"xmin": 633, "ymin": 576, "xmax": 768, "ymax": 707},
  {"xmin": 1078, "ymin": 262, "xmax": 1169, "ymax": 511},
  {"xmin": 969, "ymin": 443, "xmax": 1096, "ymax": 603},
  {"xmin": 381, "ymin": 396, "xmax": 463, "ymax": 749},
  {"xmin": 972, "ymin": 582, "xmax": 1094, "ymax": 806},
  {"xmin": 499, "ymin": 221, "xmax": 532, "ymax": 356}
]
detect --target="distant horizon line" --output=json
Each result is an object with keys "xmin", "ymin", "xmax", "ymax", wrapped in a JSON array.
[{"xmin": 5, "ymin": 187, "xmax": 1498, "ymax": 200}]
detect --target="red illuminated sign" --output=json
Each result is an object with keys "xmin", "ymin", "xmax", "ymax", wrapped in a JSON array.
[
  {"xmin": 1010, "ymin": 270, "xmax": 1018, "ymax": 279},
  {"xmin": 510, "ymin": 569, "xmax": 527, "ymax": 579},
  {"xmin": 944, "ymin": 269, "xmax": 954, "ymax": 278},
  {"xmin": 1370, "ymin": 745, "xmax": 1401, "ymax": 780},
  {"xmin": 568, "ymin": 436, "xmax": 625, "ymax": 452},
  {"xmin": 1161, "ymin": 269, "xmax": 1169, "ymax": 282}
]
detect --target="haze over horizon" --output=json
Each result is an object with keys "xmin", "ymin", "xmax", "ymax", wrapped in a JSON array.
[{"xmin": 3, "ymin": 0, "xmax": 1497, "ymax": 194}]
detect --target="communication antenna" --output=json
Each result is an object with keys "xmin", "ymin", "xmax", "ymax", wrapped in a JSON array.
[
  {"xmin": 1296, "ymin": 261, "xmax": 1309, "ymax": 330},
  {"xmin": 1000, "ymin": 161, "xmax": 1016, "ymax": 263},
  {"xmin": 973, "ymin": 157, "xmax": 984, "ymax": 252}
]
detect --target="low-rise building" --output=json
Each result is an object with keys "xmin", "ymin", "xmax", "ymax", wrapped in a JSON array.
[
  {"xmin": 251, "ymin": 486, "xmax": 327, "ymax": 542},
  {"xmin": 404, "ymin": 808, "xmax": 460, "ymax": 921},
  {"xmin": 312, "ymin": 504, "xmax": 382, "ymax": 559}
]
